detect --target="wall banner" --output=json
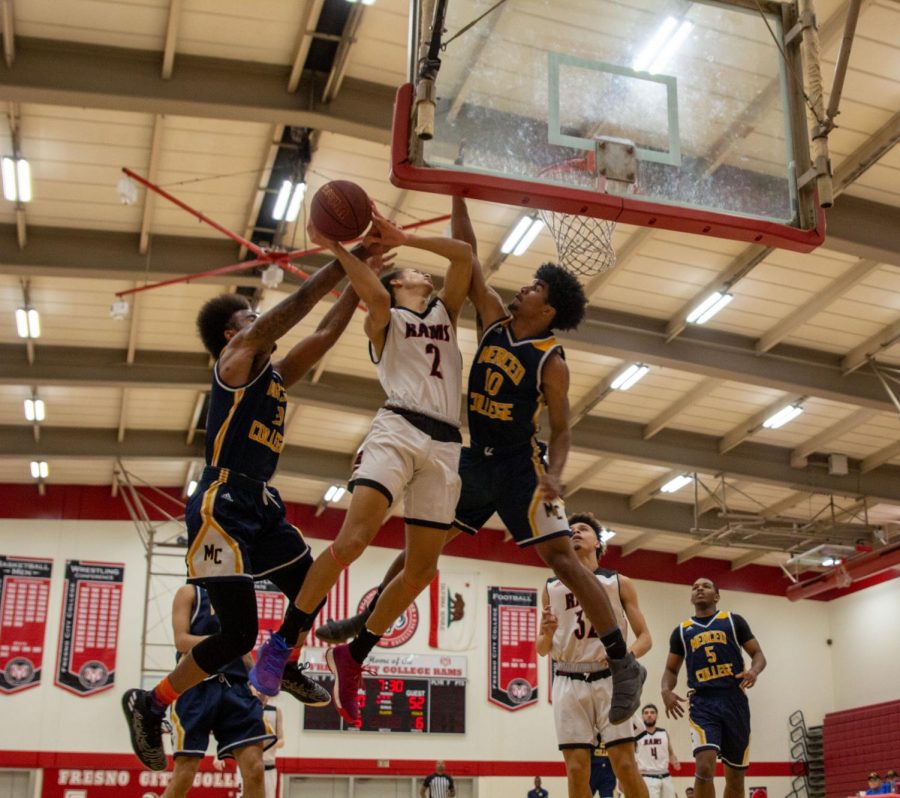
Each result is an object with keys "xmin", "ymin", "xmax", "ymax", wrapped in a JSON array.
[
  {"xmin": 42, "ymin": 766, "xmax": 241, "ymax": 797},
  {"xmin": 55, "ymin": 560, "xmax": 124, "ymax": 696},
  {"xmin": 487, "ymin": 586, "xmax": 538, "ymax": 711},
  {"xmin": 0, "ymin": 555, "xmax": 52, "ymax": 694}
]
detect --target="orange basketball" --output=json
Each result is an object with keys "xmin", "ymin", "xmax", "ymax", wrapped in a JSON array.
[{"xmin": 310, "ymin": 180, "xmax": 372, "ymax": 241}]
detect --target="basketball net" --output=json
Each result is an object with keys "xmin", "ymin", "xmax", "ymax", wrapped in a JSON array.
[{"xmin": 537, "ymin": 151, "xmax": 618, "ymax": 279}]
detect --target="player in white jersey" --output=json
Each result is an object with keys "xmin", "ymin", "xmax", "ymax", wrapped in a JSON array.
[
  {"xmin": 276, "ymin": 207, "xmax": 472, "ymax": 726},
  {"xmin": 636, "ymin": 704, "xmax": 680, "ymax": 798},
  {"xmin": 537, "ymin": 512, "xmax": 652, "ymax": 798},
  {"xmin": 235, "ymin": 704, "xmax": 283, "ymax": 798}
]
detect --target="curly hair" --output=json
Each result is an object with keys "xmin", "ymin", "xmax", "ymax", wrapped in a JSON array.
[
  {"xmin": 535, "ymin": 263, "xmax": 587, "ymax": 331},
  {"xmin": 568, "ymin": 511, "xmax": 606, "ymax": 559},
  {"xmin": 196, "ymin": 293, "xmax": 251, "ymax": 357}
]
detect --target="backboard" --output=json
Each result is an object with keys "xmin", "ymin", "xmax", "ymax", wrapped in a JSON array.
[{"xmin": 392, "ymin": 0, "xmax": 826, "ymax": 251}]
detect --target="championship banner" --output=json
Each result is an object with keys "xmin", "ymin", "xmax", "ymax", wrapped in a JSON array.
[
  {"xmin": 42, "ymin": 766, "xmax": 241, "ymax": 797},
  {"xmin": 253, "ymin": 579, "xmax": 286, "ymax": 647},
  {"xmin": 429, "ymin": 570, "xmax": 476, "ymax": 651},
  {"xmin": 487, "ymin": 586, "xmax": 538, "ymax": 711},
  {"xmin": 55, "ymin": 560, "xmax": 124, "ymax": 696},
  {"xmin": 0, "ymin": 555, "xmax": 52, "ymax": 693}
]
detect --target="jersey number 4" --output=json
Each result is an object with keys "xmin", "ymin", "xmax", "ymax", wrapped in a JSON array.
[{"xmin": 425, "ymin": 343, "xmax": 443, "ymax": 378}]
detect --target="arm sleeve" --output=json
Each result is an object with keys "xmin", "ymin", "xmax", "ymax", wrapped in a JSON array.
[
  {"xmin": 732, "ymin": 614, "xmax": 754, "ymax": 645},
  {"xmin": 669, "ymin": 626, "xmax": 685, "ymax": 656}
]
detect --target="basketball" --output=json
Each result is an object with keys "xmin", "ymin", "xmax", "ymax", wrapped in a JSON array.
[{"xmin": 310, "ymin": 180, "xmax": 372, "ymax": 241}]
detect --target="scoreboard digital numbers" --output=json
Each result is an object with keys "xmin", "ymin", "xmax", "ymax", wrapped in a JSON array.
[{"xmin": 302, "ymin": 675, "xmax": 466, "ymax": 734}]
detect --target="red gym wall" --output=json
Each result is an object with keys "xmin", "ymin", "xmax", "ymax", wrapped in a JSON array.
[{"xmin": 824, "ymin": 699, "xmax": 900, "ymax": 798}]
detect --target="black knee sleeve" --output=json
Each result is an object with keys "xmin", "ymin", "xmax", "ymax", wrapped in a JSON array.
[{"xmin": 191, "ymin": 580, "xmax": 259, "ymax": 675}]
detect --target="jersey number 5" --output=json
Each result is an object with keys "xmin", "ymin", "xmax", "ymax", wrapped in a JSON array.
[{"xmin": 425, "ymin": 343, "xmax": 443, "ymax": 378}]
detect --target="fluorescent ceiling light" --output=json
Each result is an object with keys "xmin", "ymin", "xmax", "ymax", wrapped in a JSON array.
[
  {"xmin": 821, "ymin": 557, "xmax": 841, "ymax": 567},
  {"xmin": 686, "ymin": 291, "xmax": 733, "ymax": 324},
  {"xmin": 647, "ymin": 20, "xmax": 693, "ymax": 74},
  {"xmin": 632, "ymin": 17, "xmax": 679, "ymax": 72},
  {"xmin": 15, "ymin": 307, "xmax": 40, "ymax": 339},
  {"xmin": 610, "ymin": 363, "xmax": 649, "ymax": 391},
  {"xmin": 500, "ymin": 216, "xmax": 543, "ymax": 256},
  {"xmin": 762, "ymin": 404, "xmax": 804, "ymax": 430},
  {"xmin": 273, "ymin": 180, "xmax": 306, "ymax": 222},
  {"xmin": 324, "ymin": 484, "xmax": 346, "ymax": 503},
  {"xmin": 187, "ymin": 480, "xmax": 198, "ymax": 496},
  {"xmin": 2, "ymin": 157, "xmax": 32, "ymax": 202},
  {"xmin": 599, "ymin": 528, "xmax": 616, "ymax": 543},
  {"xmin": 30, "ymin": 461, "xmax": 48, "ymax": 479},
  {"xmin": 24, "ymin": 398, "xmax": 45, "ymax": 422},
  {"xmin": 660, "ymin": 473, "xmax": 693, "ymax": 493}
]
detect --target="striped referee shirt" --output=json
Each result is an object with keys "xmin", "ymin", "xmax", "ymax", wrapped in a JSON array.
[{"xmin": 422, "ymin": 772, "xmax": 455, "ymax": 798}]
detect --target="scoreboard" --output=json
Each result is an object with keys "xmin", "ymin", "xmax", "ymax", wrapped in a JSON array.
[{"xmin": 302, "ymin": 675, "xmax": 466, "ymax": 734}]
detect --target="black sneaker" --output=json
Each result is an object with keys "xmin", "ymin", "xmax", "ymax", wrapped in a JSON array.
[
  {"xmin": 281, "ymin": 662, "xmax": 331, "ymax": 707},
  {"xmin": 315, "ymin": 611, "xmax": 370, "ymax": 645},
  {"xmin": 122, "ymin": 688, "xmax": 167, "ymax": 771},
  {"xmin": 608, "ymin": 652, "xmax": 647, "ymax": 724}
]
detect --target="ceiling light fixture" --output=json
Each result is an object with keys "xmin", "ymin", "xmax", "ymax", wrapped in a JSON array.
[
  {"xmin": 686, "ymin": 291, "xmax": 733, "ymax": 324},
  {"xmin": 273, "ymin": 180, "xmax": 307, "ymax": 223},
  {"xmin": 599, "ymin": 527, "xmax": 616, "ymax": 543},
  {"xmin": 2, "ymin": 156, "xmax": 32, "ymax": 203},
  {"xmin": 29, "ymin": 461, "xmax": 48, "ymax": 479},
  {"xmin": 660, "ymin": 473, "xmax": 694, "ymax": 493},
  {"xmin": 24, "ymin": 397, "xmax": 45, "ymax": 422},
  {"xmin": 762, "ymin": 404, "xmax": 804, "ymax": 430},
  {"xmin": 324, "ymin": 484, "xmax": 346, "ymax": 503},
  {"xmin": 15, "ymin": 306, "xmax": 40, "ymax": 339},
  {"xmin": 610, "ymin": 363, "xmax": 650, "ymax": 391},
  {"xmin": 500, "ymin": 215, "xmax": 544, "ymax": 256}
]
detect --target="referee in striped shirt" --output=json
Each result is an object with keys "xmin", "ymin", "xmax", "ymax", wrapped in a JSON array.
[{"xmin": 421, "ymin": 760, "xmax": 456, "ymax": 798}]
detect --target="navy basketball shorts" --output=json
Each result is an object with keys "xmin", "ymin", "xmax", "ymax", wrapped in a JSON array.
[
  {"xmin": 688, "ymin": 689, "xmax": 751, "ymax": 769},
  {"xmin": 452, "ymin": 441, "xmax": 570, "ymax": 546},
  {"xmin": 170, "ymin": 676, "xmax": 276, "ymax": 759},
  {"xmin": 590, "ymin": 754, "xmax": 616, "ymax": 798},
  {"xmin": 185, "ymin": 479, "xmax": 310, "ymax": 583}
]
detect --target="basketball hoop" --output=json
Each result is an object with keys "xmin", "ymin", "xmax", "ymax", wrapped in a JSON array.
[{"xmin": 537, "ymin": 152, "xmax": 618, "ymax": 278}]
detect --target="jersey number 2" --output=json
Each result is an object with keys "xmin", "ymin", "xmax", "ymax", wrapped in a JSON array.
[{"xmin": 426, "ymin": 343, "xmax": 443, "ymax": 378}]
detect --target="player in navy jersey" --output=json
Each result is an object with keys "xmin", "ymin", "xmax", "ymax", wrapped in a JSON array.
[
  {"xmin": 661, "ymin": 578, "xmax": 767, "ymax": 798},
  {"xmin": 164, "ymin": 584, "xmax": 274, "ymax": 798},
  {"xmin": 249, "ymin": 208, "xmax": 473, "ymax": 726},
  {"xmin": 123, "ymin": 244, "xmax": 384, "ymax": 771},
  {"xmin": 316, "ymin": 197, "xmax": 647, "ymax": 724}
]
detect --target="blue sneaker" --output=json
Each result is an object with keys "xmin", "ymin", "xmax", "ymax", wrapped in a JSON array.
[{"xmin": 249, "ymin": 633, "xmax": 291, "ymax": 696}]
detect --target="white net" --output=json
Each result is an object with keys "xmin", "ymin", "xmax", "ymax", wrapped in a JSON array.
[
  {"xmin": 539, "ymin": 209, "xmax": 617, "ymax": 277},
  {"xmin": 537, "ymin": 156, "xmax": 617, "ymax": 278}
]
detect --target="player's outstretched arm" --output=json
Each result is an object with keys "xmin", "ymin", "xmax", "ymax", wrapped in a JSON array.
[
  {"xmin": 536, "ymin": 585, "xmax": 557, "ymax": 657},
  {"xmin": 538, "ymin": 352, "xmax": 571, "ymax": 500},
  {"xmin": 274, "ymin": 251, "xmax": 391, "ymax": 388},
  {"xmin": 619, "ymin": 575, "xmax": 652, "ymax": 659},
  {"xmin": 660, "ymin": 651, "xmax": 686, "ymax": 719},
  {"xmin": 452, "ymin": 197, "xmax": 506, "ymax": 331}
]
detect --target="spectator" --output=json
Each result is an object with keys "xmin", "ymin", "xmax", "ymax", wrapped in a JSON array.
[
  {"xmin": 685, "ymin": 789, "xmax": 695, "ymax": 798},
  {"xmin": 421, "ymin": 761, "xmax": 456, "ymax": 798},
  {"xmin": 886, "ymin": 771, "xmax": 898, "ymax": 794},
  {"xmin": 529, "ymin": 776, "xmax": 550, "ymax": 798},
  {"xmin": 866, "ymin": 773, "xmax": 890, "ymax": 795}
]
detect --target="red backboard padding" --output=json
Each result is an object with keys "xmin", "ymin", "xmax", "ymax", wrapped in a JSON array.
[{"xmin": 823, "ymin": 699, "xmax": 900, "ymax": 798}]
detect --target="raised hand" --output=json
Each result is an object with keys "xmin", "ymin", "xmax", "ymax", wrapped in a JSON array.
[
  {"xmin": 307, "ymin": 219, "xmax": 341, "ymax": 251},
  {"xmin": 540, "ymin": 606, "xmax": 558, "ymax": 637},
  {"xmin": 662, "ymin": 689, "xmax": 686, "ymax": 719},
  {"xmin": 364, "ymin": 204, "xmax": 407, "ymax": 251}
]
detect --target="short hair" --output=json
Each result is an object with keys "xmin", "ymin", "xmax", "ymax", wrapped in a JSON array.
[
  {"xmin": 695, "ymin": 577, "xmax": 720, "ymax": 594},
  {"xmin": 535, "ymin": 263, "xmax": 587, "ymax": 331},
  {"xmin": 379, "ymin": 269, "xmax": 404, "ymax": 307},
  {"xmin": 196, "ymin": 293, "xmax": 251, "ymax": 357},
  {"xmin": 642, "ymin": 703, "xmax": 658, "ymax": 713},
  {"xmin": 568, "ymin": 512, "xmax": 606, "ymax": 558}
]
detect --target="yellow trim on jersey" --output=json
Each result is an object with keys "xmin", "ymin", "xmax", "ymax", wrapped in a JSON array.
[
  {"xmin": 681, "ymin": 619, "xmax": 694, "ymax": 629},
  {"xmin": 716, "ymin": 611, "xmax": 729, "ymax": 620},
  {"xmin": 689, "ymin": 716, "xmax": 708, "ymax": 746},
  {"xmin": 211, "ymin": 389, "xmax": 245, "ymax": 466},
  {"xmin": 170, "ymin": 702, "xmax": 187, "ymax": 751},
  {"xmin": 525, "ymin": 439, "xmax": 547, "ymax": 539},
  {"xmin": 531, "ymin": 338, "xmax": 558, "ymax": 352},
  {"xmin": 186, "ymin": 481, "xmax": 245, "ymax": 578}
]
